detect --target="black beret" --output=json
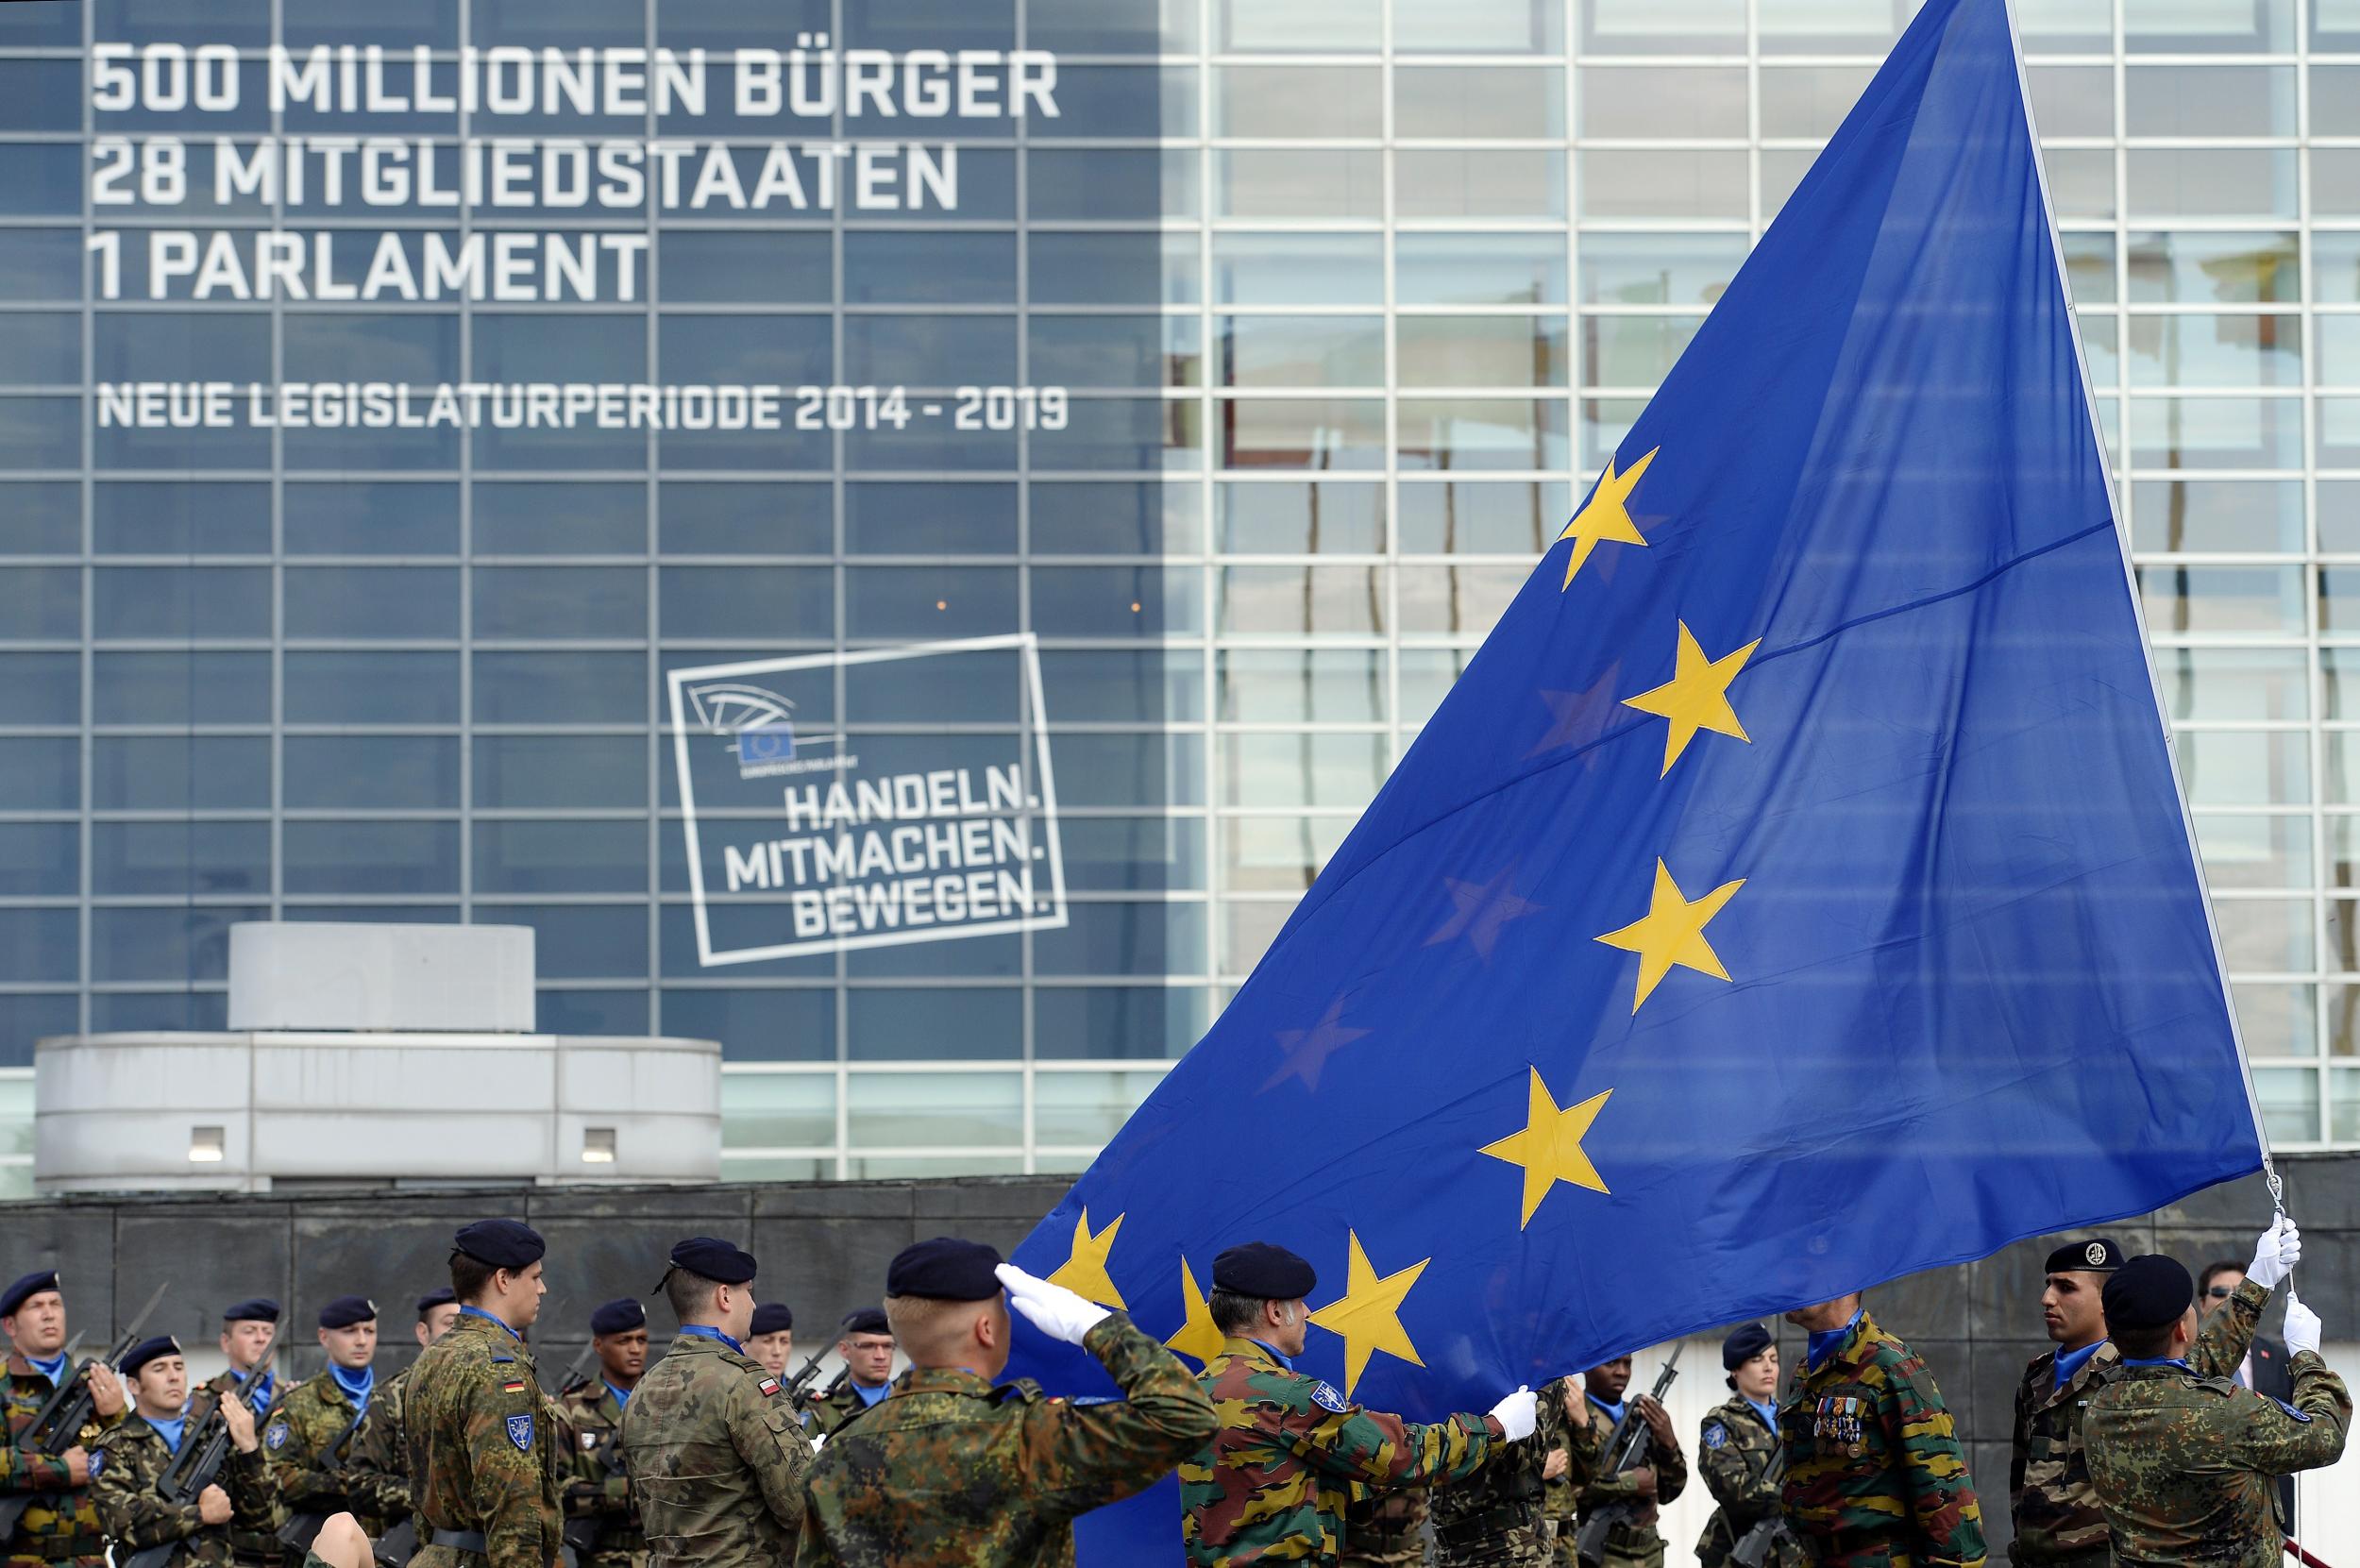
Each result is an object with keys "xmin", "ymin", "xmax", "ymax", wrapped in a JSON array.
[
  {"xmin": 590, "ymin": 1299, "xmax": 645, "ymax": 1338},
  {"xmin": 1212, "ymin": 1241, "xmax": 1317, "ymax": 1301},
  {"xmin": 2046, "ymin": 1238, "xmax": 2125, "ymax": 1274},
  {"xmin": 454, "ymin": 1219, "xmax": 546, "ymax": 1272},
  {"xmin": 0, "ymin": 1271, "xmax": 59, "ymax": 1319},
  {"xmin": 415, "ymin": 1289, "xmax": 457, "ymax": 1318},
  {"xmin": 317, "ymin": 1295, "xmax": 377, "ymax": 1330},
  {"xmin": 2103, "ymin": 1255, "xmax": 2195, "ymax": 1333},
  {"xmin": 221, "ymin": 1297, "xmax": 279, "ymax": 1325},
  {"xmin": 657, "ymin": 1237, "xmax": 757, "ymax": 1291},
  {"xmin": 1722, "ymin": 1323, "xmax": 1773, "ymax": 1372},
  {"xmin": 841, "ymin": 1305, "xmax": 892, "ymax": 1335},
  {"xmin": 119, "ymin": 1335, "xmax": 180, "ymax": 1377},
  {"xmin": 885, "ymin": 1237, "xmax": 1003, "ymax": 1302},
  {"xmin": 750, "ymin": 1303, "xmax": 794, "ymax": 1337}
]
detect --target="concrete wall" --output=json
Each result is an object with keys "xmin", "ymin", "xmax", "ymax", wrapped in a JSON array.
[{"xmin": 0, "ymin": 1157, "xmax": 2348, "ymax": 1561}]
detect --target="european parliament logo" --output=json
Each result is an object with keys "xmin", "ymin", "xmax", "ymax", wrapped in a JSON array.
[
  {"xmin": 683, "ymin": 680, "xmax": 809, "ymax": 781},
  {"xmin": 735, "ymin": 720, "xmax": 798, "ymax": 777}
]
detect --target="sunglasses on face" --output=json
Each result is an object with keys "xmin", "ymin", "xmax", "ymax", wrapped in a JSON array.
[{"xmin": 2204, "ymin": 1286, "xmax": 2236, "ymax": 1299}]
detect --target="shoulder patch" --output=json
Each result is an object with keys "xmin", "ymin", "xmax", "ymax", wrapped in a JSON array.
[
  {"xmin": 85, "ymin": 1449, "xmax": 104, "ymax": 1480},
  {"xmin": 490, "ymin": 1354, "xmax": 515, "ymax": 1364},
  {"xmin": 994, "ymin": 1378, "xmax": 1047, "ymax": 1406},
  {"xmin": 758, "ymin": 1377, "xmax": 781, "ymax": 1397},
  {"xmin": 2270, "ymin": 1396, "xmax": 2314, "ymax": 1424},
  {"xmin": 1704, "ymin": 1422, "xmax": 1728, "ymax": 1449},
  {"xmin": 1311, "ymin": 1381, "xmax": 1348, "ymax": 1414},
  {"xmin": 264, "ymin": 1422, "xmax": 289, "ymax": 1451},
  {"xmin": 505, "ymin": 1412, "xmax": 535, "ymax": 1451},
  {"xmin": 502, "ymin": 1379, "xmax": 529, "ymax": 1394}
]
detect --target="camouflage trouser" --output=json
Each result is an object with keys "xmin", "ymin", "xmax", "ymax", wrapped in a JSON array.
[
  {"xmin": 1343, "ymin": 1490, "xmax": 1431, "ymax": 1567},
  {"xmin": 1435, "ymin": 1519, "xmax": 1554, "ymax": 1567},
  {"xmin": 1556, "ymin": 1526, "xmax": 1665, "ymax": 1568}
]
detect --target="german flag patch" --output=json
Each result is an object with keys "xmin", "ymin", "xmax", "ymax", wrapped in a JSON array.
[{"xmin": 502, "ymin": 1379, "xmax": 529, "ymax": 1394}]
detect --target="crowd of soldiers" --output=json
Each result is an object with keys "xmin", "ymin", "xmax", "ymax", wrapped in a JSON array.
[{"xmin": 0, "ymin": 1214, "xmax": 2343, "ymax": 1567}]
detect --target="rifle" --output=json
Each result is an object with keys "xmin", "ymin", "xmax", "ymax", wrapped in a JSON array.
[
  {"xmin": 1728, "ymin": 1441, "xmax": 1794, "ymax": 1568},
  {"xmin": 557, "ymin": 1352, "xmax": 630, "ymax": 1567},
  {"xmin": 783, "ymin": 1349, "xmax": 829, "ymax": 1404},
  {"xmin": 118, "ymin": 1347, "xmax": 279, "ymax": 1568},
  {"xmin": 273, "ymin": 1374, "xmax": 375, "ymax": 1554},
  {"xmin": 1574, "ymin": 1344, "xmax": 1683, "ymax": 1568},
  {"xmin": 0, "ymin": 1280, "xmax": 171, "ymax": 1539},
  {"xmin": 554, "ymin": 1341, "xmax": 597, "ymax": 1397}
]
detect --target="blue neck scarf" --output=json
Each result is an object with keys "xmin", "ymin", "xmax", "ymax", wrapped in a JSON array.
[
  {"xmin": 459, "ymin": 1305, "xmax": 521, "ymax": 1342},
  {"xmin": 1589, "ymin": 1393, "xmax": 1627, "ymax": 1425},
  {"xmin": 2053, "ymin": 1340, "xmax": 2106, "ymax": 1391},
  {"xmin": 237, "ymin": 1366, "xmax": 276, "ymax": 1411},
  {"xmin": 852, "ymin": 1380, "xmax": 889, "ymax": 1408},
  {"xmin": 1746, "ymin": 1396, "xmax": 1778, "ymax": 1429},
  {"xmin": 148, "ymin": 1413, "xmax": 188, "ymax": 1454},
  {"xmin": 2119, "ymin": 1356, "xmax": 2190, "ymax": 1372},
  {"xmin": 1808, "ymin": 1310, "xmax": 1864, "ymax": 1374},
  {"xmin": 26, "ymin": 1351, "xmax": 68, "ymax": 1388},
  {"xmin": 1246, "ymin": 1340, "xmax": 1294, "ymax": 1373},
  {"xmin": 604, "ymin": 1381, "xmax": 632, "ymax": 1409},
  {"xmin": 678, "ymin": 1324, "xmax": 743, "ymax": 1355},
  {"xmin": 329, "ymin": 1362, "xmax": 374, "ymax": 1413}
]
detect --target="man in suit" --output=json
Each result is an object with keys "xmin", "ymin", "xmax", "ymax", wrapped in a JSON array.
[{"xmin": 2199, "ymin": 1258, "xmax": 2296, "ymax": 1535}]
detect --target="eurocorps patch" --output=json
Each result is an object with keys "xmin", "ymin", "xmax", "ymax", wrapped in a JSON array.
[
  {"xmin": 265, "ymin": 1423, "xmax": 289, "ymax": 1451},
  {"xmin": 1310, "ymin": 1381, "xmax": 1348, "ymax": 1414},
  {"xmin": 506, "ymin": 1412, "xmax": 535, "ymax": 1451},
  {"xmin": 85, "ymin": 1450, "xmax": 104, "ymax": 1480}
]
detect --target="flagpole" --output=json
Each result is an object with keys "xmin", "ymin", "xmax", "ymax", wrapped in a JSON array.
[{"xmin": 1995, "ymin": 0, "xmax": 2283, "ymax": 1210}]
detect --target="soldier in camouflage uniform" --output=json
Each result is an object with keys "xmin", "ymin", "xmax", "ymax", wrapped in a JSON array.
[
  {"xmin": 264, "ymin": 1297, "xmax": 387, "ymax": 1549},
  {"xmin": 799, "ymin": 1238, "xmax": 1216, "ymax": 1568},
  {"xmin": 91, "ymin": 1336, "xmax": 281, "ymax": 1566},
  {"xmin": 0, "ymin": 1268, "xmax": 129, "ymax": 1568},
  {"xmin": 404, "ymin": 1219, "xmax": 565, "ymax": 1568},
  {"xmin": 1565, "ymin": 1354, "xmax": 1686, "ymax": 1568},
  {"xmin": 1341, "ymin": 1492, "xmax": 1428, "ymax": 1568},
  {"xmin": 1428, "ymin": 1374, "xmax": 1579, "ymax": 1567},
  {"xmin": 556, "ymin": 1298, "xmax": 647, "ymax": 1568},
  {"xmin": 345, "ymin": 1289, "xmax": 462, "ymax": 1562},
  {"xmin": 192, "ymin": 1301, "xmax": 284, "ymax": 1568},
  {"xmin": 1694, "ymin": 1325, "xmax": 1798, "ymax": 1568},
  {"xmin": 618, "ymin": 1238, "xmax": 808, "ymax": 1565},
  {"xmin": 1778, "ymin": 1292, "xmax": 1983, "ymax": 1568},
  {"xmin": 2012, "ymin": 1229, "xmax": 2290, "ymax": 1568},
  {"xmin": 801, "ymin": 1308, "xmax": 896, "ymax": 1441},
  {"xmin": 2084, "ymin": 1251, "xmax": 2350, "ymax": 1568},
  {"xmin": 1180, "ymin": 1242, "xmax": 1531, "ymax": 1567}
]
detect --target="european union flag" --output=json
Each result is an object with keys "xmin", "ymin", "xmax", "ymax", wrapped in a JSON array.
[{"xmin": 1017, "ymin": 0, "xmax": 2264, "ymax": 1553}]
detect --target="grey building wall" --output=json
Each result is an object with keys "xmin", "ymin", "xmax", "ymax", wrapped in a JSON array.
[{"xmin": 0, "ymin": 1156, "xmax": 2346, "ymax": 1558}]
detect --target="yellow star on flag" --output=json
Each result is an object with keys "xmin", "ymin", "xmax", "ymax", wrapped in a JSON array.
[
  {"xmin": 1595, "ymin": 859, "xmax": 1745, "ymax": 1013},
  {"xmin": 1168, "ymin": 1257, "xmax": 1224, "ymax": 1366},
  {"xmin": 1558, "ymin": 447, "xmax": 1659, "ymax": 590},
  {"xmin": 1045, "ymin": 1208, "xmax": 1127, "ymax": 1309},
  {"xmin": 1622, "ymin": 622, "xmax": 1762, "ymax": 775},
  {"xmin": 1479, "ymin": 1070, "xmax": 1611, "ymax": 1226},
  {"xmin": 1307, "ymin": 1231, "xmax": 1428, "ymax": 1397}
]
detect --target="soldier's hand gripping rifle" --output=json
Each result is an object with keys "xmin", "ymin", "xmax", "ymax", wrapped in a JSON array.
[
  {"xmin": 557, "ymin": 1341, "xmax": 629, "ymax": 1568},
  {"xmin": 274, "ymin": 1378, "xmax": 376, "ymax": 1554},
  {"xmin": 1574, "ymin": 1343, "xmax": 1683, "ymax": 1568},
  {"xmin": 0, "ymin": 1280, "xmax": 170, "ymax": 1539},
  {"xmin": 118, "ymin": 1346, "xmax": 278, "ymax": 1568},
  {"xmin": 1728, "ymin": 1440, "xmax": 1795, "ymax": 1568}
]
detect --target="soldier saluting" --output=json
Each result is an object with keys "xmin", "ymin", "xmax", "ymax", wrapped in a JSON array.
[{"xmin": 404, "ymin": 1220, "xmax": 564, "ymax": 1568}]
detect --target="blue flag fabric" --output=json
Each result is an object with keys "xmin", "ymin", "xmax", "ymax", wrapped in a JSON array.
[{"xmin": 1020, "ymin": 0, "xmax": 2263, "ymax": 1552}]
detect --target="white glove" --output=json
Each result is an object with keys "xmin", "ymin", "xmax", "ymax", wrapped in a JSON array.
[
  {"xmin": 2284, "ymin": 1291, "xmax": 2322, "ymax": 1358},
  {"xmin": 1489, "ymin": 1385, "xmax": 1538, "ymax": 1442},
  {"xmin": 807, "ymin": 1431, "xmax": 827, "ymax": 1454},
  {"xmin": 2247, "ymin": 1217, "xmax": 2301, "ymax": 1292},
  {"xmin": 994, "ymin": 1263, "xmax": 1114, "ymax": 1346}
]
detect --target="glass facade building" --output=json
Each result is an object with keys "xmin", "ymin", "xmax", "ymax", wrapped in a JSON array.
[{"xmin": 1, "ymin": 0, "xmax": 2357, "ymax": 1194}]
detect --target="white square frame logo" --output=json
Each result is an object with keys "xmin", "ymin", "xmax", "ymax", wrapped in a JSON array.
[{"xmin": 667, "ymin": 633, "xmax": 1070, "ymax": 967}]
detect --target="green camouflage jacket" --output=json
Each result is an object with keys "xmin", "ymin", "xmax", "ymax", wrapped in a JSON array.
[
  {"xmin": 801, "ymin": 1381, "xmax": 889, "ymax": 1441},
  {"xmin": 402, "ymin": 1311, "xmax": 565, "ymax": 1568},
  {"xmin": 89, "ymin": 1410, "xmax": 281, "ymax": 1566},
  {"xmin": 1778, "ymin": 1313, "xmax": 1984, "ymax": 1568},
  {"xmin": 1570, "ymin": 1391, "xmax": 1689, "ymax": 1568},
  {"xmin": 1181, "ymin": 1336, "xmax": 1499, "ymax": 1567},
  {"xmin": 618, "ymin": 1330, "xmax": 808, "ymax": 1567},
  {"xmin": 556, "ymin": 1380, "xmax": 645, "ymax": 1568},
  {"xmin": 2008, "ymin": 1278, "xmax": 2267, "ymax": 1568},
  {"xmin": 1431, "ymin": 1374, "xmax": 1578, "ymax": 1568},
  {"xmin": 1694, "ymin": 1395, "xmax": 1800, "ymax": 1568},
  {"xmin": 798, "ymin": 1313, "xmax": 1214, "ymax": 1568},
  {"xmin": 341, "ymin": 1361, "xmax": 414, "ymax": 1543},
  {"xmin": 261, "ymin": 1372, "xmax": 383, "ymax": 1539},
  {"xmin": 2082, "ymin": 1342, "xmax": 2351, "ymax": 1568},
  {"xmin": 0, "ymin": 1353, "xmax": 121, "ymax": 1568}
]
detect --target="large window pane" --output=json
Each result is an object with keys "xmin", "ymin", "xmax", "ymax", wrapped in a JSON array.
[
  {"xmin": 1395, "ymin": 66, "xmax": 1563, "ymax": 140},
  {"xmin": 845, "ymin": 1070, "xmax": 1022, "ymax": 1145}
]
